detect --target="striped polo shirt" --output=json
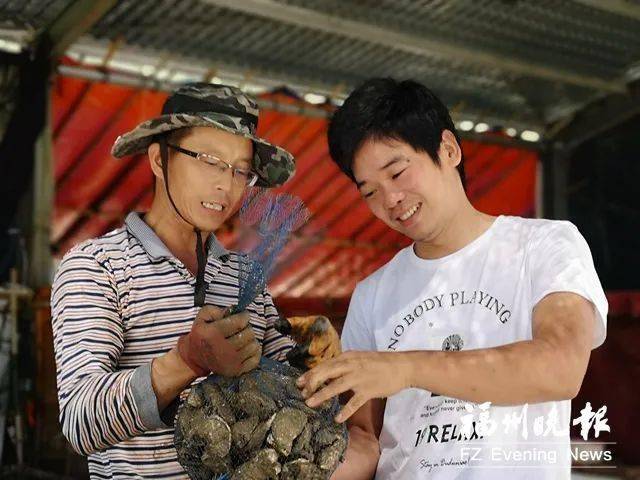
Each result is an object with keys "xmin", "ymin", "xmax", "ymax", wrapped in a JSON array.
[{"xmin": 51, "ymin": 212, "xmax": 295, "ymax": 479}]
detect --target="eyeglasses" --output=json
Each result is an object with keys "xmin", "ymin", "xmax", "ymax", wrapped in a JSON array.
[{"xmin": 167, "ymin": 143, "xmax": 259, "ymax": 187}]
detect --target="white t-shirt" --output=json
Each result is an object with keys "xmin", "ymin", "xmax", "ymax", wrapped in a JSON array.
[{"xmin": 341, "ymin": 216, "xmax": 607, "ymax": 480}]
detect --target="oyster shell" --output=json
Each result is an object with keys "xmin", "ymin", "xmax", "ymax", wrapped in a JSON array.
[
  {"xmin": 267, "ymin": 407, "xmax": 307, "ymax": 457},
  {"xmin": 175, "ymin": 359, "xmax": 348, "ymax": 480},
  {"xmin": 191, "ymin": 414, "xmax": 232, "ymax": 460},
  {"xmin": 246, "ymin": 413, "xmax": 275, "ymax": 453},
  {"xmin": 313, "ymin": 422, "xmax": 344, "ymax": 450},
  {"xmin": 317, "ymin": 442, "xmax": 343, "ymax": 472},
  {"xmin": 175, "ymin": 403, "xmax": 205, "ymax": 435},
  {"xmin": 234, "ymin": 377, "xmax": 278, "ymax": 420},
  {"xmin": 290, "ymin": 422, "xmax": 314, "ymax": 462},
  {"xmin": 201, "ymin": 381, "xmax": 236, "ymax": 424},
  {"xmin": 317, "ymin": 433, "xmax": 347, "ymax": 472},
  {"xmin": 186, "ymin": 385, "xmax": 204, "ymax": 408},
  {"xmin": 232, "ymin": 416, "xmax": 260, "ymax": 452},
  {"xmin": 249, "ymin": 370, "xmax": 282, "ymax": 398},
  {"xmin": 201, "ymin": 450, "xmax": 231, "ymax": 475},
  {"xmin": 231, "ymin": 448, "xmax": 281, "ymax": 480},
  {"xmin": 236, "ymin": 390, "xmax": 277, "ymax": 420},
  {"xmin": 281, "ymin": 458, "xmax": 324, "ymax": 480}
]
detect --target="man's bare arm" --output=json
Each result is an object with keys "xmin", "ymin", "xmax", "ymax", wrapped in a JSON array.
[
  {"xmin": 331, "ymin": 397, "xmax": 384, "ymax": 480},
  {"xmin": 404, "ymin": 291, "xmax": 596, "ymax": 405},
  {"xmin": 300, "ymin": 292, "xmax": 597, "ymax": 421}
]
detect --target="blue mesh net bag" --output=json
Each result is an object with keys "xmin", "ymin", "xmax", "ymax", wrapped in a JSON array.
[
  {"xmin": 174, "ymin": 358, "xmax": 348, "ymax": 479},
  {"xmin": 174, "ymin": 189, "xmax": 345, "ymax": 478}
]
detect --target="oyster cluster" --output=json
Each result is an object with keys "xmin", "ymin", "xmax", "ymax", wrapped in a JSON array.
[{"xmin": 174, "ymin": 360, "xmax": 347, "ymax": 480}]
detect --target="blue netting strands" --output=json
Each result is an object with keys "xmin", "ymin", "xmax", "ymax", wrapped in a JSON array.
[{"xmin": 231, "ymin": 188, "xmax": 310, "ymax": 314}]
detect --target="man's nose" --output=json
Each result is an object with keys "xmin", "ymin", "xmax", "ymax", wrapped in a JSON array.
[
  {"xmin": 215, "ymin": 167, "xmax": 234, "ymax": 191},
  {"xmin": 383, "ymin": 188, "xmax": 405, "ymax": 210}
]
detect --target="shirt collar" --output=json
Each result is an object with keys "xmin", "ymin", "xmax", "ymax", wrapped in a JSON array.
[{"xmin": 125, "ymin": 212, "xmax": 229, "ymax": 261}]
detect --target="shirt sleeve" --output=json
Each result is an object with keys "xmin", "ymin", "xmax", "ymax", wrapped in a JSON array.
[
  {"xmin": 341, "ymin": 281, "xmax": 377, "ymax": 352},
  {"xmin": 260, "ymin": 288, "xmax": 295, "ymax": 361},
  {"xmin": 51, "ymin": 244, "xmax": 163, "ymax": 456},
  {"xmin": 529, "ymin": 221, "xmax": 608, "ymax": 349}
]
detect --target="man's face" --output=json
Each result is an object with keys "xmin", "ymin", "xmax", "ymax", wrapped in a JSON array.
[
  {"xmin": 163, "ymin": 126, "xmax": 253, "ymax": 232},
  {"xmin": 352, "ymin": 134, "xmax": 461, "ymax": 242}
]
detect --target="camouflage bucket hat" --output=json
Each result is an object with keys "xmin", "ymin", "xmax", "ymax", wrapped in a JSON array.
[{"xmin": 111, "ymin": 82, "xmax": 295, "ymax": 188}]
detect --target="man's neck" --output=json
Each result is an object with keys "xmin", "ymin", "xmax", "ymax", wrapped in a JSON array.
[
  {"xmin": 413, "ymin": 203, "xmax": 496, "ymax": 260},
  {"xmin": 144, "ymin": 197, "xmax": 210, "ymax": 271}
]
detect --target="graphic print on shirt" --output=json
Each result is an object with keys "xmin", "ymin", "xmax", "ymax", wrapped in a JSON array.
[
  {"xmin": 385, "ymin": 289, "xmax": 512, "ymax": 351},
  {"xmin": 442, "ymin": 333, "xmax": 464, "ymax": 351}
]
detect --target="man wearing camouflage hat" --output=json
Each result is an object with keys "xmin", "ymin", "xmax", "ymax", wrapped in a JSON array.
[{"xmin": 50, "ymin": 83, "xmax": 335, "ymax": 478}]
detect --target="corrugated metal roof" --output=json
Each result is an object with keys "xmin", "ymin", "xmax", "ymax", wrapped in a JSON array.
[
  {"xmin": 0, "ymin": 0, "xmax": 69, "ymax": 31},
  {"xmin": 51, "ymin": 74, "xmax": 537, "ymax": 299},
  {"xmin": 2, "ymin": 0, "xmax": 638, "ymax": 133}
]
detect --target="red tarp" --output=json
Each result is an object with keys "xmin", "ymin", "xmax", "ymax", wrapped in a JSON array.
[{"xmin": 52, "ymin": 74, "xmax": 537, "ymax": 302}]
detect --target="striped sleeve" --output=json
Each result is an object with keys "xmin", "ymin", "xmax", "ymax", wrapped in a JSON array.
[
  {"xmin": 261, "ymin": 288, "xmax": 295, "ymax": 361},
  {"xmin": 51, "ymin": 245, "xmax": 149, "ymax": 455}
]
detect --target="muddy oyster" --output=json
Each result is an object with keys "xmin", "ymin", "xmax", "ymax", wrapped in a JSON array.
[
  {"xmin": 282, "ymin": 458, "xmax": 324, "ymax": 480},
  {"xmin": 291, "ymin": 422, "xmax": 315, "ymax": 462},
  {"xmin": 317, "ymin": 440, "xmax": 345, "ymax": 472},
  {"xmin": 246, "ymin": 414, "xmax": 275, "ymax": 453},
  {"xmin": 313, "ymin": 422, "xmax": 348, "ymax": 472},
  {"xmin": 201, "ymin": 382, "xmax": 236, "ymax": 424},
  {"xmin": 267, "ymin": 407, "xmax": 307, "ymax": 457},
  {"xmin": 174, "ymin": 407, "xmax": 232, "ymax": 477},
  {"xmin": 232, "ymin": 416, "xmax": 260, "ymax": 451},
  {"xmin": 235, "ymin": 377, "xmax": 278, "ymax": 420},
  {"xmin": 174, "ymin": 359, "xmax": 347, "ymax": 480},
  {"xmin": 313, "ymin": 422, "xmax": 345, "ymax": 450},
  {"xmin": 231, "ymin": 448, "xmax": 281, "ymax": 480},
  {"xmin": 231, "ymin": 413, "xmax": 276, "ymax": 456},
  {"xmin": 191, "ymin": 415, "xmax": 232, "ymax": 459},
  {"xmin": 201, "ymin": 451, "xmax": 231, "ymax": 476}
]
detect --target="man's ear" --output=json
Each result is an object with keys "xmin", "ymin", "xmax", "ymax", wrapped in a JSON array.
[
  {"xmin": 147, "ymin": 142, "xmax": 164, "ymax": 182},
  {"xmin": 439, "ymin": 130, "xmax": 462, "ymax": 168}
]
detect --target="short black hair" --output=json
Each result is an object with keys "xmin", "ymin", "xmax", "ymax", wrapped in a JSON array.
[{"xmin": 328, "ymin": 78, "xmax": 465, "ymax": 188}]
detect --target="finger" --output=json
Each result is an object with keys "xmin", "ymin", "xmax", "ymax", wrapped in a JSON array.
[
  {"xmin": 306, "ymin": 376, "xmax": 352, "ymax": 407},
  {"xmin": 297, "ymin": 355, "xmax": 338, "ymax": 386},
  {"xmin": 226, "ymin": 326, "xmax": 256, "ymax": 349},
  {"xmin": 239, "ymin": 351, "xmax": 261, "ymax": 374},
  {"xmin": 214, "ymin": 311, "xmax": 250, "ymax": 337},
  {"xmin": 298, "ymin": 358, "xmax": 350, "ymax": 395},
  {"xmin": 335, "ymin": 394, "xmax": 366, "ymax": 423},
  {"xmin": 237, "ymin": 340, "xmax": 261, "ymax": 362}
]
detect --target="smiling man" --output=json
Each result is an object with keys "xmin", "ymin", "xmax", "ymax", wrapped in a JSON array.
[{"xmin": 298, "ymin": 78, "xmax": 608, "ymax": 479}]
